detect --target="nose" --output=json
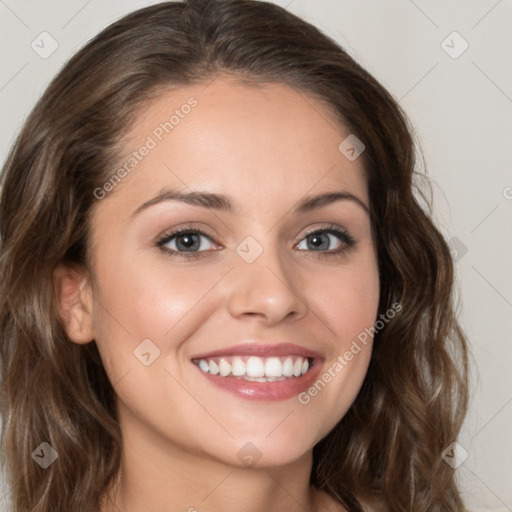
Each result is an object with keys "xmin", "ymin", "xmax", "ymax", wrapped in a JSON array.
[{"xmin": 225, "ymin": 243, "xmax": 308, "ymax": 326}]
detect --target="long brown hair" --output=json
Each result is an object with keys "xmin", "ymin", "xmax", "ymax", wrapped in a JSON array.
[{"xmin": 0, "ymin": 1, "xmax": 469, "ymax": 510}]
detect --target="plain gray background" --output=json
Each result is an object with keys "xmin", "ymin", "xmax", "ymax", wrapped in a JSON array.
[{"xmin": 1, "ymin": 1, "xmax": 511, "ymax": 511}]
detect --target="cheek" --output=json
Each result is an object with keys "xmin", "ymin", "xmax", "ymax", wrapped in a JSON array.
[
  {"xmin": 91, "ymin": 247, "xmax": 216, "ymax": 334},
  {"xmin": 293, "ymin": 249, "xmax": 379, "ymax": 431},
  {"xmin": 305, "ymin": 250, "xmax": 380, "ymax": 346}
]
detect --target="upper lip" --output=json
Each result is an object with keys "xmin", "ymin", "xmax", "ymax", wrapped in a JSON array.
[{"xmin": 190, "ymin": 342, "xmax": 323, "ymax": 360}]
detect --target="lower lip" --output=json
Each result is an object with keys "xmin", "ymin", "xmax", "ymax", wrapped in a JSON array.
[{"xmin": 195, "ymin": 359, "xmax": 324, "ymax": 401}]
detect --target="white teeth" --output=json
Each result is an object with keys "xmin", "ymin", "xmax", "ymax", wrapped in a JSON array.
[
  {"xmin": 195, "ymin": 355, "xmax": 312, "ymax": 380},
  {"xmin": 293, "ymin": 358, "xmax": 303, "ymax": 377},
  {"xmin": 244, "ymin": 376, "xmax": 267, "ymax": 382},
  {"xmin": 231, "ymin": 357, "xmax": 246, "ymax": 376},
  {"xmin": 264, "ymin": 357, "xmax": 282, "ymax": 377},
  {"xmin": 209, "ymin": 360, "xmax": 219, "ymax": 375},
  {"xmin": 198, "ymin": 359, "xmax": 209, "ymax": 373},
  {"xmin": 219, "ymin": 358, "xmax": 231, "ymax": 376},
  {"xmin": 246, "ymin": 356, "xmax": 265, "ymax": 378},
  {"xmin": 282, "ymin": 358, "xmax": 294, "ymax": 377}
]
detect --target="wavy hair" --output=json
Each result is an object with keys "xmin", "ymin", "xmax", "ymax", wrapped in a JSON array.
[{"xmin": 0, "ymin": 1, "xmax": 468, "ymax": 510}]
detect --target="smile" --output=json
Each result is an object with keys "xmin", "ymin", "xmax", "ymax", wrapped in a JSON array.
[
  {"xmin": 190, "ymin": 342, "xmax": 324, "ymax": 401},
  {"xmin": 192, "ymin": 355, "xmax": 312, "ymax": 381}
]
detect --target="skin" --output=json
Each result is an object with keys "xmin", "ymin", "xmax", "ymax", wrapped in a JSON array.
[{"xmin": 56, "ymin": 77, "xmax": 380, "ymax": 512}]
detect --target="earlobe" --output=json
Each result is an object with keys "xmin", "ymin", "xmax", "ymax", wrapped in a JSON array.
[{"xmin": 54, "ymin": 264, "xmax": 95, "ymax": 344}]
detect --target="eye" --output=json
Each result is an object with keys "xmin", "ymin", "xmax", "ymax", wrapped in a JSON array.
[
  {"xmin": 156, "ymin": 228, "xmax": 217, "ymax": 256},
  {"xmin": 296, "ymin": 225, "xmax": 356, "ymax": 255},
  {"xmin": 155, "ymin": 224, "xmax": 356, "ymax": 259}
]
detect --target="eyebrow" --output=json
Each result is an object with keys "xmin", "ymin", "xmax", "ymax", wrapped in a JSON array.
[{"xmin": 132, "ymin": 188, "xmax": 369, "ymax": 217}]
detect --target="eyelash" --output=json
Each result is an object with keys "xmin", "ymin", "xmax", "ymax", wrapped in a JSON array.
[{"xmin": 155, "ymin": 224, "xmax": 356, "ymax": 260}]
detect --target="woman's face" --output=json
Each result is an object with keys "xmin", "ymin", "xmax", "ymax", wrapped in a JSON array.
[{"xmin": 81, "ymin": 77, "xmax": 379, "ymax": 467}]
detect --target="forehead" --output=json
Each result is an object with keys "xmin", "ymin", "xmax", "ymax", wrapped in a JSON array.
[{"xmin": 99, "ymin": 77, "xmax": 368, "ymax": 218}]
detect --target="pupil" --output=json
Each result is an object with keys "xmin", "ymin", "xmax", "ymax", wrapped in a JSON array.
[
  {"xmin": 309, "ymin": 233, "xmax": 328, "ymax": 250},
  {"xmin": 177, "ymin": 233, "xmax": 199, "ymax": 251}
]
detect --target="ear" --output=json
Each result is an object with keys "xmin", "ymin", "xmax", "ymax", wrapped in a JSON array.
[{"xmin": 54, "ymin": 264, "xmax": 95, "ymax": 344}]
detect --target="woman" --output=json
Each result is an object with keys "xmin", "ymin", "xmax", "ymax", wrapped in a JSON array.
[{"xmin": 0, "ymin": 0, "xmax": 469, "ymax": 510}]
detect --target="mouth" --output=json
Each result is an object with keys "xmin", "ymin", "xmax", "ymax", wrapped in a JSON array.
[
  {"xmin": 192, "ymin": 355, "xmax": 314, "ymax": 381},
  {"xmin": 190, "ymin": 342, "xmax": 323, "ymax": 401}
]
